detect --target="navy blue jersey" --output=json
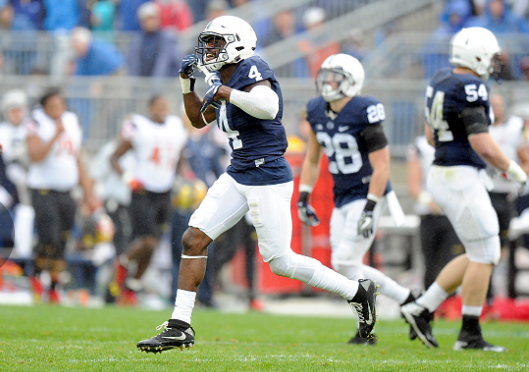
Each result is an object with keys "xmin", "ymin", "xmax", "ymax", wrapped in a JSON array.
[
  {"xmin": 425, "ymin": 67, "xmax": 491, "ymax": 169},
  {"xmin": 306, "ymin": 95, "xmax": 391, "ymax": 208},
  {"xmin": 214, "ymin": 55, "xmax": 292, "ymax": 186}
]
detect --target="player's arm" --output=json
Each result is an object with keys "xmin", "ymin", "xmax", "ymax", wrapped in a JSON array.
[
  {"xmin": 425, "ymin": 124, "xmax": 435, "ymax": 147},
  {"xmin": 407, "ymin": 147, "xmax": 422, "ymax": 201},
  {"xmin": 517, "ymin": 143, "xmax": 529, "ymax": 175},
  {"xmin": 110, "ymin": 137, "xmax": 132, "ymax": 176},
  {"xmin": 179, "ymin": 54, "xmax": 215, "ymax": 129},
  {"xmin": 182, "ymin": 86, "xmax": 215, "ymax": 129},
  {"xmin": 357, "ymin": 123, "xmax": 389, "ymax": 238},
  {"xmin": 463, "ymin": 106, "xmax": 527, "ymax": 185},
  {"xmin": 206, "ymin": 80, "xmax": 279, "ymax": 120},
  {"xmin": 26, "ymin": 119, "xmax": 64, "ymax": 162},
  {"xmin": 297, "ymin": 128, "xmax": 323, "ymax": 226},
  {"xmin": 407, "ymin": 144, "xmax": 440, "ymax": 214},
  {"xmin": 77, "ymin": 155, "xmax": 100, "ymax": 211},
  {"xmin": 361, "ymin": 124, "xmax": 390, "ymax": 199},
  {"xmin": 299, "ymin": 129, "xmax": 323, "ymax": 189}
]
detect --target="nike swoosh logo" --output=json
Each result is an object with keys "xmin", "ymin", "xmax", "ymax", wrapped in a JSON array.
[
  {"xmin": 163, "ymin": 333, "xmax": 187, "ymax": 341},
  {"xmin": 338, "ymin": 126, "xmax": 349, "ymax": 132},
  {"xmin": 365, "ymin": 303, "xmax": 373, "ymax": 325}
]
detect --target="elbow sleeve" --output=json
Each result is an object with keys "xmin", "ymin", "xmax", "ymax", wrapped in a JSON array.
[
  {"xmin": 229, "ymin": 85, "xmax": 279, "ymax": 120},
  {"xmin": 459, "ymin": 106, "xmax": 489, "ymax": 135}
]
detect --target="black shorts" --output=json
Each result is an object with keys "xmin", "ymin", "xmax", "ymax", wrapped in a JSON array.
[
  {"xmin": 129, "ymin": 189, "xmax": 171, "ymax": 239},
  {"xmin": 31, "ymin": 189, "xmax": 77, "ymax": 260},
  {"xmin": 489, "ymin": 192, "xmax": 516, "ymax": 247},
  {"xmin": 420, "ymin": 214, "xmax": 463, "ymax": 289}
]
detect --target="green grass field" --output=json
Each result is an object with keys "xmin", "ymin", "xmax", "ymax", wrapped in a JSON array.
[{"xmin": 0, "ymin": 305, "xmax": 528, "ymax": 372}]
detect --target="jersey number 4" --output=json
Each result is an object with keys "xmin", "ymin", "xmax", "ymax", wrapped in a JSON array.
[
  {"xmin": 425, "ymin": 86, "xmax": 453, "ymax": 142},
  {"xmin": 219, "ymin": 104, "xmax": 242, "ymax": 149}
]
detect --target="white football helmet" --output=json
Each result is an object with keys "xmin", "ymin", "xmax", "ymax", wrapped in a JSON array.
[
  {"xmin": 1, "ymin": 89, "xmax": 27, "ymax": 116},
  {"xmin": 316, "ymin": 54, "xmax": 364, "ymax": 102},
  {"xmin": 449, "ymin": 27, "xmax": 502, "ymax": 81},
  {"xmin": 195, "ymin": 16, "xmax": 257, "ymax": 72}
]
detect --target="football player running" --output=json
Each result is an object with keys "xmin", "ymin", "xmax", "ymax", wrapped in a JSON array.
[
  {"xmin": 298, "ymin": 53, "xmax": 415, "ymax": 345},
  {"xmin": 401, "ymin": 27, "xmax": 526, "ymax": 352},
  {"xmin": 137, "ymin": 15, "xmax": 378, "ymax": 353}
]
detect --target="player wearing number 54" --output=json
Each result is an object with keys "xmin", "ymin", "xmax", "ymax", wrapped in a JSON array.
[
  {"xmin": 137, "ymin": 15, "xmax": 379, "ymax": 353},
  {"xmin": 401, "ymin": 27, "xmax": 527, "ymax": 352}
]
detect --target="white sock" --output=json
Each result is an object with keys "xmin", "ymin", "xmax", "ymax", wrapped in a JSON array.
[
  {"xmin": 416, "ymin": 282, "xmax": 449, "ymax": 313},
  {"xmin": 462, "ymin": 305, "xmax": 483, "ymax": 317},
  {"xmin": 307, "ymin": 264, "xmax": 359, "ymax": 300},
  {"xmin": 360, "ymin": 265, "xmax": 410, "ymax": 304},
  {"xmin": 171, "ymin": 290, "xmax": 196, "ymax": 324}
]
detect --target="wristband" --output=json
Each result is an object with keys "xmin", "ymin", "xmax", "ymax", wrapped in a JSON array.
[
  {"xmin": 367, "ymin": 193, "xmax": 380, "ymax": 203},
  {"xmin": 418, "ymin": 191, "xmax": 432, "ymax": 206},
  {"xmin": 180, "ymin": 77, "xmax": 195, "ymax": 94},
  {"xmin": 506, "ymin": 160, "xmax": 527, "ymax": 183},
  {"xmin": 299, "ymin": 184, "xmax": 314, "ymax": 193},
  {"xmin": 298, "ymin": 191, "xmax": 309, "ymax": 204},
  {"xmin": 122, "ymin": 171, "xmax": 134, "ymax": 184},
  {"xmin": 364, "ymin": 198, "xmax": 377, "ymax": 212}
]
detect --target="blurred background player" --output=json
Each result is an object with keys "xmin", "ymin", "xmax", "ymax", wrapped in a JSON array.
[
  {"xmin": 486, "ymin": 93, "xmax": 529, "ymax": 302},
  {"xmin": 0, "ymin": 89, "xmax": 34, "ymax": 260},
  {"xmin": 298, "ymin": 53, "xmax": 413, "ymax": 345},
  {"xmin": 407, "ymin": 134, "xmax": 463, "ymax": 294},
  {"xmin": 110, "ymin": 95, "xmax": 188, "ymax": 305},
  {"xmin": 89, "ymin": 134, "xmax": 135, "ymax": 304},
  {"xmin": 26, "ymin": 87, "xmax": 99, "ymax": 303},
  {"xmin": 401, "ymin": 27, "xmax": 527, "ymax": 352},
  {"xmin": 137, "ymin": 15, "xmax": 378, "ymax": 353}
]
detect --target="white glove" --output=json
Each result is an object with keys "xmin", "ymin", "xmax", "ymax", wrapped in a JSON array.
[
  {"xmin": 505, "ymin": 160, "xmax": 527, "ymax": 194},
  {"xmin": 197, "ymin": 64, "xmax": 219, "ymax": 86}
]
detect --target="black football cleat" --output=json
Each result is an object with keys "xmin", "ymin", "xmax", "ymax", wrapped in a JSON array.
[
  {"xmin": 137, "ymin": 319, "xmax": 195, "ymax": 353},
  {"xmin": 348, "ymin": 279, "xmax": 379, "ymax": 338},
  {"xmin": 400, "ymin": 302, "xmax": 438, "ymax": 348},
  {"xmin": 348, "ymin": 331, "xmax": 377, "ymax": 345},
  {"xmin": 454, "ymin": 336, "xmax": 506, "ymax": 352}
]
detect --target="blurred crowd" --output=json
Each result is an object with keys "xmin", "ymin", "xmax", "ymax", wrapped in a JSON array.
[
  {"xmin": 425, "ymin": 0, "xmax": 529, "ymax": 79},
  {"xmin": 0, "ymin": 0, "xmax": 526, "ymax": 79}
]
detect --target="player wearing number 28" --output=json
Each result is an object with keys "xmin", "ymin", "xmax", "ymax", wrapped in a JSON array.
[
  {"xmin": 298, "ymin": 53, "xmax": 415, "ymax": 344},
  {"xmin": 137, "ymin": 16, "xmax": 378, "ymax": 353},
  {"xmin": 401, "ymin": 27, "xmax": 527, "ymax": 352}
]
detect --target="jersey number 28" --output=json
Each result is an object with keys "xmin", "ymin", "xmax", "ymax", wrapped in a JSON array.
[{"xmin": 316, "ymin": 132, "xmax": 362, "ymax": 174}]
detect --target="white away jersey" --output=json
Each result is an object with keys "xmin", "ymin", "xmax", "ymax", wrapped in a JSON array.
[
  {"xmin": 122, "ymin": 114, "xmax": 188, "ymax": 192},
  {"xmin": 407, "ymin": 135, "xmax": 435, "ymax": 215},
  {"xmin": 27, "ymin": 108, "xmax": 82, "ymax": 191},
  {"xmin": 0, "ymin": 119, "xmax": 29, "ymax": 164}
]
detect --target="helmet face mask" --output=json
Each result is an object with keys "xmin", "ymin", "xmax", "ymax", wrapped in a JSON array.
[
  {"xmin": 316, "ymin": 69, "xmax": 347, "ymax": 102},
  {"xmin": 490, "ymin": 53, "xmax": 504, "ymax": 82},
  {"xmin": 194, "ymin": 16, "xmax": 257, "ymax": 72},
  {"xmin": 316, "ymin": 54, "xmax": 365, "ymax": 102},
  {"xmin": 449, "ymin": 27, "xmax": 502, "ymax": 81}
]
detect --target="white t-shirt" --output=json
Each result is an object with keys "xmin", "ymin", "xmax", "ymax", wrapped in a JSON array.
[
  {"xmin": 0, "ymin": 119, "xmax": 29, "ymax": 165},
  {"xmin": 90, "ymin": 140, "xmax": 134, "ymax": 206},
  {"xmin": 489, "ymin": 116, "xmax": 525, "ymax": 194},
  {"xmin": 27, "ymin": 108, "xmax": 82, "ymax": 191},
  {"xmin": 122, "ymin": 114, "xmax": 188, "ymax": 193},
  {"xmin": 407, "ymin": 135, "xmax": 435, "ymax": 216}
]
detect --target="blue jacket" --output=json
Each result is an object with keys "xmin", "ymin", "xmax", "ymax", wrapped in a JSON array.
[{"xmin": 127, "ymin": 30, "xmax": 182, "ymax": 77}]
